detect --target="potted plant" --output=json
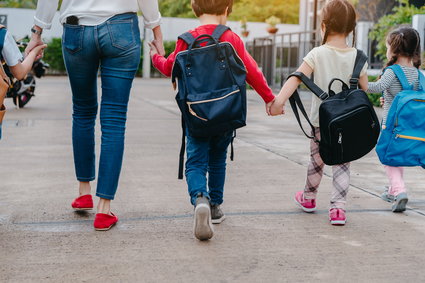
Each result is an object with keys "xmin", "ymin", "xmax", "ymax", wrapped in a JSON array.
[
  {"xmin": 240, "ymin": 17, "xmax": 250, "ymax": 38},
  {"xmin": 265, "ymin": 16, "xmax": 281, "ymax": 34}
]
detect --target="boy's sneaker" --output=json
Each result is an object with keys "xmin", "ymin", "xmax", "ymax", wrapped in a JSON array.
[
  {"xmin": 294, "ymin": 191, "xmax": 316, "ymax": 213},
  {"xmin": 329, "ymin": 208, "xmax": 346, "ymax": 225},
  {"xmin": 211, "ymin": 204, "xmax": 225, "ymax": 224},
  {"xmin": 381, "ymin": 186, "xmax": 395, "ymax": 203},
  {"xmin": 193, "ymin": 196, "xmax": 214, "ymax": 241},
  {"xmin": 392, "ymin": 192, "xmax": 408, "ymax": 213}
]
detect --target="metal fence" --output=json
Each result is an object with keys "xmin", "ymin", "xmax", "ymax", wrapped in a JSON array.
[{"xmin": 246, "ymin": 30, "xmax": 321, "ymax": 89}]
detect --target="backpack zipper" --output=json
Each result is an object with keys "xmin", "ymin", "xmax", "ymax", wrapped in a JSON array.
[
  {"xmin": 328, "ymin": 106, "xmax": 372, "ymax": 141},
  {"xmin": 396, "ymin": 134, "xmax": 425, "ymax": 142},
  {"xmin": 337, "ymin": 130, "xmax": 343, "ymax": 160},
  {"xmin": 187, "ymin": 89, "xmax": 240, "ymax": 121}
]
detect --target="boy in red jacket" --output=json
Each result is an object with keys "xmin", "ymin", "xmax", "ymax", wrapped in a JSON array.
[{"xmin": 150, "ymin": 0, "xmax": 275, "ymax": 241}]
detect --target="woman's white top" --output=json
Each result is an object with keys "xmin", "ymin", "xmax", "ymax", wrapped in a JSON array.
[{"xmin": 34, "ymin": 0, "xmax": 161, "ymax": 29}]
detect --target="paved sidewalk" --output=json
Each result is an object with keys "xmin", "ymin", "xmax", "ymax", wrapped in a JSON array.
[{"xmin": 0, "ymin": 77, "xmax": 424, "ymax": 282}]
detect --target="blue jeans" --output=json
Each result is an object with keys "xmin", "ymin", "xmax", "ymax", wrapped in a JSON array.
[
  {"xmin": 62, "ymin": 13, "xmax": 141, "ymax": 200},
  {"xmin": 185, "ymin": 131, "xmax": 233, "ymax": 206}
]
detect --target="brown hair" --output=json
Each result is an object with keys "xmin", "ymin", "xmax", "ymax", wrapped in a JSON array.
[
  {"xmin": 385, "ymin": 26, "xmax": 422, "ymax": 69},
  {"xmin": 191, "ymin": 0, "xmax": 233, "ymax": 17},
  {"xmin": 321, "ymin": 0, "xmax": 357, "ymax": 46}
]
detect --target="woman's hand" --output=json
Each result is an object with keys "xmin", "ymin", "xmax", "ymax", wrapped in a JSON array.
[
  {"xmin": 270, "ymin": 97, "xmax": 285, "ymax": 116},
  {"xmin": 25, "ymin": 26, "xmax": 45, "ymax": 60},
  {"xmin": 148, "ymin": 41, "xmax": 159, "ymax": 59}
]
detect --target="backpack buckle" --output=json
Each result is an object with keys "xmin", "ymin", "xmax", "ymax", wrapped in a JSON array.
[
  {"xmin": 349, "ymin": 78, "xmax": 359, "ymax": 88},
  {"xmin": 319, "ymin": 92, "xmax": 329, "ymax": 100}
]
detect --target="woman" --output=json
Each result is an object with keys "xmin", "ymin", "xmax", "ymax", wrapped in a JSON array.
[{"xmin": 26, "ymin": 0, "xmax": 164, "ymax": 231}]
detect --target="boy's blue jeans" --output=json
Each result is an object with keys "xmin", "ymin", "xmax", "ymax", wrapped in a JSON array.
[
  {"xmin": 185, "ymin": 130, "xmax": 233, "ymax": 206},
  {"xmin": 62, "ymin": 13, "xmax": 141, "ymax": 200}
]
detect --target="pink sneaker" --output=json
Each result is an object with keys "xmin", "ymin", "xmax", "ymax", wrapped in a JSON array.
[
  {"xmin": 294, "ymin": 191, "xmax": 316, "ymax": 213},
  {"xmin": 329, "ymin": 208, "xmax": 346, "ymax": 225}
]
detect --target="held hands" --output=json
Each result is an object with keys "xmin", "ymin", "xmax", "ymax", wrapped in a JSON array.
[
  {"xmin": 25, "ymin": 29, "xmax": 45, "ymax": 60},
  {"xmin": 148, "ymin": 41, "xmax": 158, "ymax": 59},
  {"xmin": 265, "ymin": 98, "xmax": 285, "ymax": 116},
  {"xmin": 30, "ymin": 44, "xmax": 48, "ymax": 58},
  {"xmin": 148, "ymin": 39, "xmax": 165, "ymax": 58},
  {"xmin": 269, "ymin": 95, "xmax": 286, "ymax": 116}
]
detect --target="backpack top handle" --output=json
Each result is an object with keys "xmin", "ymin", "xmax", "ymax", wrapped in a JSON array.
[
  {"xmin": 328, "ymin": 78, "xmax": 349, "ymax": 96},
  {"xmin": 185, "ymin": 34, "xmax": 226, "ymax": 76}
]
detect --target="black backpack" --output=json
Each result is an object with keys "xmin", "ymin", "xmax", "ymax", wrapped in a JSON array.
[
  {"xmin": 172, "ymin": 25, "xmax": 247, "ymax": 178},
  {"xmin": 288, "ymin": 50, "xmax": 380, "ymax": 165}
]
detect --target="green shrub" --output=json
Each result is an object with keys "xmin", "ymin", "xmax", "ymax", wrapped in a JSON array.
[
  {"xmin": 367, "ymin": 92, "xmax": 382, "ymax": 107},
  {"xmin": 369, "ymin": 0, "xmax": 425, "ymax": 62},
  {"xmin": 43, "ymin": 37, "xmax": 66, "ymax": 73},
  {"xmin": 367, "ymin": 75, "xmax": 382, "ymax": 107}
]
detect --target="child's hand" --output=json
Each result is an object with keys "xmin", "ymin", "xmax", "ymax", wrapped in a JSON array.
[
  {"xmin": 265, "ymin": 99, "xmax": 274, "ymax": 116},
  {"xmin": 380, "ymin": 97, "xmax": 384, "ymax": 107},
  {"xmin": 30, "ymin": 44, "xmax": 47, "ymax": 60},
  {"xmin": 270, "ymin": 98, "xmax": 285, "ymax": 116},
  {"xmin": 148, "ymin": 41, "xmax": 159, "ymax": 58}
]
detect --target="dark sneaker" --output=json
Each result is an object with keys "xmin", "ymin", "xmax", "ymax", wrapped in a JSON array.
[
  {"xmin": 193, "ymin": 196, "xmax": 214, "ymax": 240},
  {"xmin": 211, "ymin": 204, "xmax": 225, "ymax": 224},
  {"xmin": 392, "ymin": 192, "xmax": 408, "ymax": 213}
]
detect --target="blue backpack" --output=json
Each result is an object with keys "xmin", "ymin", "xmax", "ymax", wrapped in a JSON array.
[
  {"xmin": 375, "ymin": 64, "xmax": 425, "ymax": 167},
  {"xmin": 172, "ymin": 25, "xmax": 247, "ymax": 178}
]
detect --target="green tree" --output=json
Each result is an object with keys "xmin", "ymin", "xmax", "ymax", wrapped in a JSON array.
[
  {"xmin": 369, "ymin": 0, "xmax": 425, "ymax": 61},
  {"xmin": 0, "ymin": 0, "xmax": 62, "ymax": 8},
  {"xmin": 158, "ymin": 0, "xmax": 194, "ymax": 18},
  {"xmin": 232, "ymin": 0, "xmax": 299, "ymax": 23},
  {"xmin": 0, "ymin": 0, "xmax": 37, "ymax": 8},
  {"xmin": 158, "ymin": 0, "xmax": 299, "ymax": 24}
]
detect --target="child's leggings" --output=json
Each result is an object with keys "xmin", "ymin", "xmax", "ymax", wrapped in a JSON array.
[
  {"xmin": 304, "ymin": 127, "xmax": 350, "ymax": 209},
  {"xmin": 384, "ymin": 166, "xmax": 406, "ymax": 196}
]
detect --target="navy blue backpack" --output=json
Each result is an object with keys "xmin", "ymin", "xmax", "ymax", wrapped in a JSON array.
[
  {"xmin": 375, "ymin": 65, "xmax": 425, "ymax": 167},
  {"xmin": 172, "ymin": 25, "xmax": 247, "ymax": 178}
]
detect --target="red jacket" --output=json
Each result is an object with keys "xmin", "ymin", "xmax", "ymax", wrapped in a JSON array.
[{"xmin": 152, "ymin": 24, "xmax": 275, "ymax": 103}]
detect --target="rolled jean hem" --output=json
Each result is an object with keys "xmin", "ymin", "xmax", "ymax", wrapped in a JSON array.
[
  {"xmin": 96, "ymin": 192, "xmax": 115, "ymax": 200},
  {"xmin": 210, "ymin": 200, "xmax": 223, "ymax": 206},
  {"xmin": 190, "ymin": 192, "xmax": 210, "ymax": 206},
  {"xmin": 77, "ymin": 176, "xmax": 95, "ymax": 182}
]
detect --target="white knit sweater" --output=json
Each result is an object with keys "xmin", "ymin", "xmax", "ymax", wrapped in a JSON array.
[{"xmin": 34, "ymin": 0, "xmax": 161, "ymax": 29}]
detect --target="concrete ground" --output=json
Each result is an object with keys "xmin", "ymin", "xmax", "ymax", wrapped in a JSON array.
[{"xmin": 0, "ymin": 77, "xmax": 424, "ymax": 282}]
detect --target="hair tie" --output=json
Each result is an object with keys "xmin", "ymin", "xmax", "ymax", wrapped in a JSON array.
[{"xmin": 400, "ymin": 33, "xmax": 404, "ymax": 37}]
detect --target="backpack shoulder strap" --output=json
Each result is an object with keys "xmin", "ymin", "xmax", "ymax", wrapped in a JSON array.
[
  {"xmin": 350, "ymin": 49, "xmax": 368, "ymax": 89},
  {"xmin": 387, "ymin": 65, "xmax": 412, "ymax": 90},
  {"xmin": 211, "ymin": 25, "xmax": 230, "ymax": 41},
  {"xmin": 418, "ymin": 70, "xmax": 425, "ymax": 91},
  {"xmin": 288, "ymin": 72, "xmax": 329, "ymax": 100},
  {"xmin": 178, "ymin": 32, "xmax": 196, "ymax": 46}
]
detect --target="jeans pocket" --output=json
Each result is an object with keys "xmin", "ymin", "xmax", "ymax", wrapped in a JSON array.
[
  {"xmin": 107, "ymin": 19, "xmax": 136, "ymax": 50},
  {"xmin": 63, "ymin": 24, "xmax": 84, "ymax": 54}
]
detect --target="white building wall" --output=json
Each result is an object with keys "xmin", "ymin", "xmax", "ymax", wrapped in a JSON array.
[{"xmin": 413, "ymin": 14, "xmax": 425, "ymax": 54}]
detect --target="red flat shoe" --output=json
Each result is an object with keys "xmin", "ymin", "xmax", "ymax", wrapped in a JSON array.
[
  {"xmin": 71, "ymin": 194, "xmax": 94, "ymax": 211},
  {"xmin": 94, "ymin": 212, "xmax": 118, "ymax": 231}
]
